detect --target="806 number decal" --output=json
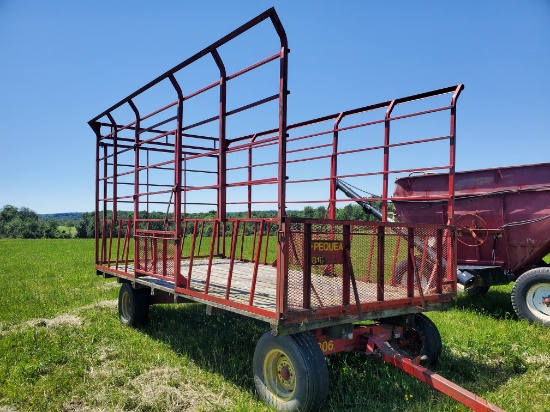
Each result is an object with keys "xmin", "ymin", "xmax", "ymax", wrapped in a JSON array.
[{"xmin": 318, "ymin": 340, "xmax": 334, "ymax": 353}]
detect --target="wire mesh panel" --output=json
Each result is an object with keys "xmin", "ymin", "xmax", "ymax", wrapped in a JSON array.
[
  {"xmin": 284, "ymin": 219, "xmax": 455, "ymax": 317},
  {"xmin": 135, "ymin": 235, "xmax": 176, "ymax": 281}
]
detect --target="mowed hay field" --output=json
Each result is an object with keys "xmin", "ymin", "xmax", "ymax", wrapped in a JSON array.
[{"xmin": 0, "ymin": 239, "xmax": 549, "ymax": 411}]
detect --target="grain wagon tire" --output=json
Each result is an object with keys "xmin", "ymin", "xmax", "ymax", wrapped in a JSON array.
[
  {"xmin": 466, "ymin": 285, "xmax": 490, "ymax": 297},
  {"xmin": 118, "ymin": 283, "xmax": 150, "ymax": 327},
  {"xmin": 253, "ymin": 331, "xmax": 329, "ymax": 411},
  {"xmin": 384, "ymin": 313, "xmax": 442, "ymax": 366},
  {"xmin": 511, "ymin": 268, "xmax": 550, "ymax": 326}
]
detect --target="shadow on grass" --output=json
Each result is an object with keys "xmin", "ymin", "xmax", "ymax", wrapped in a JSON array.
[
  {"xmin": 145, "ymin": 303, "xmax": 267, "ymax": 391},
  {"xmin": 453, "ymin": 288, "xmax": 518, "ymax": 321},
  {"xmin": 324, "ymin": 348, "xmax": 520, "ymax": 411},
  {"xmin": 141, "ymin": 303, "xmax": 516, "ymax": 411}
]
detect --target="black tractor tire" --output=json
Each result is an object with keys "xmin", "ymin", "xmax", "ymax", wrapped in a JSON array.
[
  {"xmin": 511, "ymin": 268, "xmax": 550, "ymax": 326},
  {"xmin": 118, "ymin": 283, "xmax": 150, "ymax": 327},
  {"xmin": 253, "ymin": 331, "xmax": 329, "ymax": 411},
  {"xmin": 383, "ymin": 313, "xmax": 442, "ymax": 366}
]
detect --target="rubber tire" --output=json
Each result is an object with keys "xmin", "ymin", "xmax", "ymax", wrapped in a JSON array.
[
  {"xmin": 118, "ymin": 283, "xmax": 150, "ymax": 327},
  {"xmin": 384, "ymin": 313, "xmax": 442, "ymax": 366},
  {"xmin": 253, "ymin": 331, "xmax": 329, "ymax": 411},
  {"xmin": 466, "ymin": 285, "xmax": 490, "ymax": 297},
  {"xmin": 511, "ymin": 268, "xmax": 550, "ymax": 326}
]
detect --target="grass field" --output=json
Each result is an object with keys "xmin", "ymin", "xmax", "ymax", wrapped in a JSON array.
[{"xmin": 0, "ymin": 239, "xmax": 549, "ymax": 411}]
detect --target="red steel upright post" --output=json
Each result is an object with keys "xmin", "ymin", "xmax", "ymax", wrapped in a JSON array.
[
  {"xmin": 382, "ymin": 100, "xmax": 395, "ymax": 222},
  {"xmin": 274, "ymin": 16, "xmax": 289, "ymax": 222},
  {"xmin": 270, "ymin": 11, "xmax": 289, "ymax": 316},
  {"xmin": 448, "ymin": 85, "xmax": 464, "ymax": 225},
  {"xmin": 102, "ymin": 140, "xmax": 108, "ymax": 264},
  {"xmin": 329, "ymin": 113, "xmax": 344, "ymax": 219},
  {"xmin": 169, "ymin": 75, "xmax": 184, "ymax": 287},
  {"xmin": 91, "ymin": 122, "xmax": 101, "ymax": 265},
  {"xmin": 212, "ymin": 49, "xmax": 227, "ymax": 256},
  {"xmin": 128, "ymin": 100, "xmax": 140, "ymax": 276}
]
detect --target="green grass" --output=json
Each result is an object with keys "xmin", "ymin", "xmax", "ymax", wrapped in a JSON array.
[{"xmin": 1, "ymin": 239, "xmax": 549, "ymax": 411}]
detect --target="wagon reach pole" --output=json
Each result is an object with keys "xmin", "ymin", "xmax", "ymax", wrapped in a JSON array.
[{"xmin": 365, "ymin": 334, "xmax": 506, "ymax": 412}]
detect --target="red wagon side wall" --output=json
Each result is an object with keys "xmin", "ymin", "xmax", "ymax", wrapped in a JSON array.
[{"xmin": 393, "ymin": 163, "xmax": 550, "ymax": 275}]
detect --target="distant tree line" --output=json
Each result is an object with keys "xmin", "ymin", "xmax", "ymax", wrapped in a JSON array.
[
  {"xmin": 1, "ymin": 202, "xmax": 388, "ymax": 239},
  {"xmin": 0, "ymin": 205, "xmax": 60, "ymax": 239},
  {"xmin": 77, "ymin": 203, "xmax": 384, "ymax": 238}
]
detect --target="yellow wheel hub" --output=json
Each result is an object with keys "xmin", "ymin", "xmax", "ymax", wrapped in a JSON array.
[{"xmin": 263, "ymin": 349, "xmax": 296, "ymax": 401}]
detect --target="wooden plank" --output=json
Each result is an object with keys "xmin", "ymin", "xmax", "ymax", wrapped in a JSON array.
[{"xmin": 108, "ymin": 258, "xmax": 415, "ymax": 314}]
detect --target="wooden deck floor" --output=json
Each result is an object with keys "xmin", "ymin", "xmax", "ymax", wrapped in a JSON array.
[{"xmin": 115, "ymin": 258, "xmax": 412, "ymax": 313}]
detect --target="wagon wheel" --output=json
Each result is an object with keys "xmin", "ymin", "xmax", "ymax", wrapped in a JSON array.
[
  {"xmin": 511, "ymin": 268, "xmax": 550, "ymax": 326},
  {"xmin": 118, "ymin": 283, "xmax": 150, "ymax": 327},
  {"xmin": 253, "ymin": 331, "xmax": 329, "ymax": 411},
  {"xmin": 455, "ymin": 213, "xmax": 489, "ymax": 247},
  {"xmin": 382, "ymin": 313, "xmax": 442, "ymax": 366}
]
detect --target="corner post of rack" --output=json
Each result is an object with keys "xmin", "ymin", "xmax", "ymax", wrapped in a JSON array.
[
  {"xmin": 447, "ymin": 84, "xmax": 464, "ymax": 225},
  {"xmin": 127, "ymin": 100, "xmax": 141, "ymax": 275},
  {"xmin": 211, "ymin": 49, "xmax": 227, "ymax": 256},
  {"xmin": 271, "ymin": 8, "xmax": 290, "ymax": 318},
  {"xmin": 91, "ymin": 121, "xmax": 102, "ymax": 265},
  {"xmin": 168, "ymin": 74, "xmax": 185, "ymax": 287}
]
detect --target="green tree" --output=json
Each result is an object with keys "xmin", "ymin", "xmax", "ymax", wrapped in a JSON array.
[
  {"xmin": 76, "ymin": 212, "xmax": 95, "ymax": 238},
  {"xmin": 4, "ymin": 216, "xmax": 24, "ymax": 238},
  {"xmin": 0, "ymin": 205, "xmax": 18, "ymax": 224},
  {"xmin": 0, "ymin": 205, "xmax": 59, "ymax": 239},
  {"xmin": 303, "ymin": 206, "xmax": 315, "ymax": 218}
]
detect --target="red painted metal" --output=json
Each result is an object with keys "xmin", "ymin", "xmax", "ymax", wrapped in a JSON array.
[
  {"xmin": 382, "ymin": 100, "xmax": 396, "ymax": 222},
  {"xmin": 249, "ymin": 219, "xmax": 265, "ymax": 306},
  {"xmin": 204, "ymin": 220, "xmax": 219, "ymax": 294}
]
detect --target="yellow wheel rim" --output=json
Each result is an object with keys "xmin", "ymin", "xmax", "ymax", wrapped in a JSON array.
[{"xmin": 263, "ymin": 348, "xmax": 296, "ymax": 401}]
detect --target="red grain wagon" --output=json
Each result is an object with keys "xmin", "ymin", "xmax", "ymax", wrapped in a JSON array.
[
  {"xmin": 88, "ymin": 8, "xmax": 503, "ymax": 411},
  {"xmin": 393, "ymin": 163, "xmax": 550, "ymax": 325}
]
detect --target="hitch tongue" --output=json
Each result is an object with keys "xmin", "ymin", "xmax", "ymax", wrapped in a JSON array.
[{"xmin": 367, "ymin": 334, "xmax": 506, "ymax": 412}]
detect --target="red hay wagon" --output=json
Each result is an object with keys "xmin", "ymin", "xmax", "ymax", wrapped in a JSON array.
[
  {"xmin": 393, "ymin": 163, "xmax": 550, "ymax": 325},
  {"xmin": 88, "ymin": 8, "xmax": 503, "ymax": 411}
]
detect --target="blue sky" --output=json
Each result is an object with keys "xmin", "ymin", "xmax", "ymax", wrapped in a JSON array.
[{"xmin": 1, "ymin": 1, "xmax": 549, "ymax": 214}]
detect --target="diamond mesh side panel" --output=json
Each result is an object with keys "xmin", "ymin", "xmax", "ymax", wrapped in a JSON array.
[
  {"xmin": 285, "ymin": 221, "xmax": 455, "ymax": 313},
  {"xmin": 160, "ymin": 239, "xmax": 175, "ymax": 279},
  {"xmin": 136, "ymin": 237, "xmax": 175, "ymax": 279},
  {"xmin": 287, "ymin": 226, "xmax": 305, "ymax": 309},
  {"xmin": 137, "ymin": 237, "xmax": 152, "ymax": 273}
]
